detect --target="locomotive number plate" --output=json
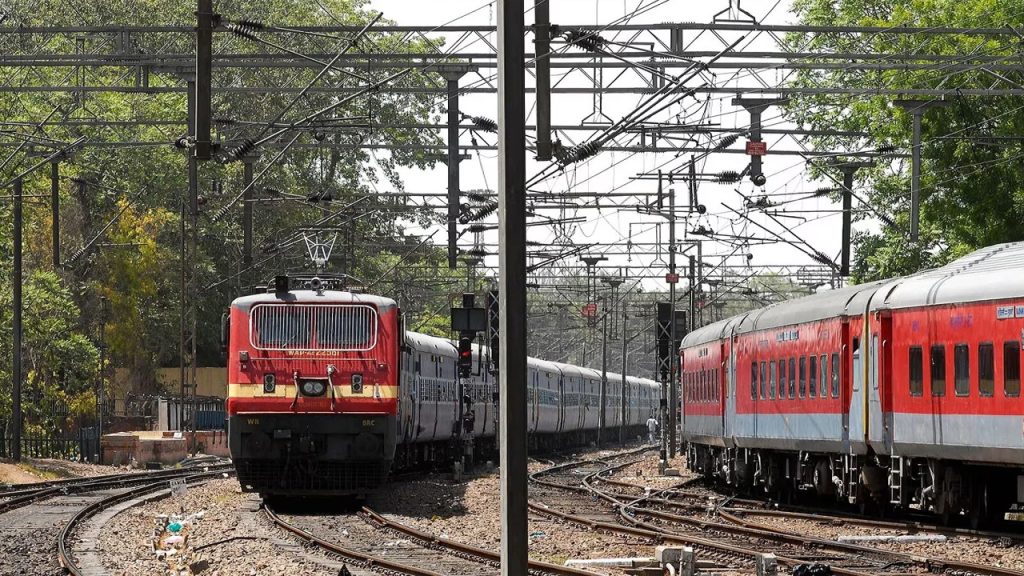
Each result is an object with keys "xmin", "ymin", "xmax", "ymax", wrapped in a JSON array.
[
  {"xmin": 247, "ymin": 418, "xmax": 259, "ymax": 425},
  {"xmin": 362, "ymin": 419, "xmax": 376, "ymax": 427}
]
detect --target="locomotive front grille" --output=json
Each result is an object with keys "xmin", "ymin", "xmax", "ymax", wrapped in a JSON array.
[{"xmin": 235, "ymin": 459, "xmax": 390, "ymax": 494}]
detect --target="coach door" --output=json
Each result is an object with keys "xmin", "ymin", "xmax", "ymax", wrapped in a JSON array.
[
  {"xmin": 725, "ymin": 335, "xmax": 737, "ymax": 442},
  {"xmin": 869, "ymin": 314, "xmax": 894, "ymax": 452},
  {"xmin": 849, "ymin": 331, "xmax": 867, "ymax": 453},
  {"xmin": 840, "ymin": 321, "xmax": 851, "ymax": 451},
  {"xmin": 720, "ymin": 341, "xmax": 729, "ymax": 438}
]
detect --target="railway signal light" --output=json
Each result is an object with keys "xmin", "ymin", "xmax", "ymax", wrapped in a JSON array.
[{"xmin": 458, "ymin": 335, "xmax": 473, "ymax": 378}]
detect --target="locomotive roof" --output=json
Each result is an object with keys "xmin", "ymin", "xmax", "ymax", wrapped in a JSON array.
[
  {"xmin": 231, "ymin": 289, "xmax": 398, "ymax": 312},
  {"xmin": 872, "ymin": 241, "xmax": 1024, "ymax": 310}
]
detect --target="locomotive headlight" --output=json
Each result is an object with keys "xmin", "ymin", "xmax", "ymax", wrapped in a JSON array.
[
  {"xmin": 300, "ymin": 379, "xmax": 326, "ymax": 397},
  {"xmin": 263, "ymin": 373, "xmax": 276, "ymax": 393}
]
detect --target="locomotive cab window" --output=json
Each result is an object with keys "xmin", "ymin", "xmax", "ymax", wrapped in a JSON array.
[
  {"xmin": 954, "ymin": 343, "xmax": 970, "ymax": 396},
  {"xmin": 1005, "ymin": 341, "xmax": 1021, "ymax": 397},
  {"xmin": 908, "ymin": 346, "xmax": 923, "ymax": 396},
  {"xmin": 931, "ymin": 345, "xmax": 946, "ymax": 397},
  {"xmin": 978, "ymin": 343, "xmax": 994, "ymax": 397}
]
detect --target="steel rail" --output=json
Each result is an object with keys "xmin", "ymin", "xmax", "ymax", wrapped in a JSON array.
[
  {"xmin": 360, "ymin": 507, "xmax": 597, "ymax": 576},
  {"xmin": 531, "ymin": 457, "xmax": 877, "ymax": 576},
  {"xmin": 585, "ymin": 462, "xmax": 1024, "ymax": 576},
  {"xmin": 262, "ymin": 504, "xmax": 447, "ymax": 576},
  {"xmin": 0, "ymin": 463, "xmax": 233, "ymax": 515},
  {"xmin": 57, "ymin": 468, "xmax": 232, "ymax": 576}
]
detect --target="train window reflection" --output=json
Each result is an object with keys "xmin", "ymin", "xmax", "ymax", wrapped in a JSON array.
[
  {"xmin": 799, "ymin": 357, "xmax": 807, "ymax": 398},
  {"xmin": 830, "ymin": 353, "xmax": 840, "ymax": 398},
  {"xmin": 931, "ymin": 345, "xmax": 946, "ymax": 397},
  {"xmin": 954, "ymin": 344, "xmax": 970, "ymax": 396},
  {"xmin": 908, "ymin": 346, "xmax": 923, "ymax": 396},
  {"xmin": 1004, "ymin": 341, "xmax": 1021, "ymax": 397},
  {"xmin": 760, "ymin": 361, "xmax": 767, "ymax": 399},
  {"xmin": 809, "ymin": 355, "xmax": 818, "ymax": 398},
  {"xmin": 774, "ymin": 356, "xmax": 782, "ymax": 397},
  {"xmin": 978, "ymin": 343, "xmax": 994, "ymax": 397},
  {"xmin": 788, "ymin": 357, "xmax": 796, "ymax": 398}
]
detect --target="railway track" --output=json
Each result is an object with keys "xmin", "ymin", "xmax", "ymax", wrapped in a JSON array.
[
  {"xmin": 0, "ymin": 460, "xmax": 232, "ymax": 515},
  {"xmin": 57, "ymin": 467, "xmax": 233, "ymax": 575},
  {"xmin": 532, "ymin": 454, "xmax": 1024, "ymax": 576},
  {"xmin": 264, "ymin": 501, "xmax": 596, "ymax": 576}
]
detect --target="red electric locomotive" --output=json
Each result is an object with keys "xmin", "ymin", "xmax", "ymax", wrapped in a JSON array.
[
  {"xmin": 682, "ymin": 242, "xmax": 1024, "ymax": 526},
  {"xmin": 225, "ymin": 275, "xmax": 403, "ymax": 495}
]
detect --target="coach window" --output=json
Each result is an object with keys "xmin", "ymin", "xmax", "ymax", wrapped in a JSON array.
[
  {"xmin": 819, "ymin": 354, "xmax": 828, "ymax": 398},
  {"xmin": 759, "ymin": 361, "xmax": 767, "ymax": 399},
  {"xmin": 788, "ymin": 357, "xmax": 796, "ymax": 398},
  {"xmin": 908, "ymin": 346, "xmax": 923, "ymax": 396},
  {"xmin": 794, "ymin": 356, "xmax": 802, "ymax": 397},
  {"xmin": 931, "ymin": 345, "xmax": 946, "ymax": 396},
  {"xmin": 1004, "ymin": 341, "xmax": 1021, "ymax": 397},
  {"xmin": 809, "ymin": 355, "xmax": 818, "ymax": 398},
  {"xmin": 778, "ymin": 359, "xmax": 786, "ymax": 399},
  {"xmin": 830, "ymin": 353, "xmax": 840, "ymax": 398},
  {"xmin": 979, "ymin": 343, "xmax": 995, "ymax": 397},
  {"xmin": 954, "ymin": 344, "xmax": 970, "ymax": 396},
  {"xmin": 751, "ymin": 362, "xmax": 757, "ymax": 400},
  {"xmin": 768, "ymin": 361, "xmax": 776, "ymax": 399}
]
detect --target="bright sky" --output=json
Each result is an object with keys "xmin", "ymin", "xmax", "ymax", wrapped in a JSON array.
[{"xmin": 364, "ymin": 0, "xmax": 861, "ymax": 294}]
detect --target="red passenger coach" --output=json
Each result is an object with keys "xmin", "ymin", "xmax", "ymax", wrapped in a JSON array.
[
  {"xmin": 682, "ymin": 243, "xmax": 1024, "ymax": 526},
  {"xmin": 226, "ymin": 276, "xmax": 402, "ymax": 495}
]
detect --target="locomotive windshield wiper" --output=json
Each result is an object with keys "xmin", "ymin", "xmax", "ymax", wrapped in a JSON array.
[
  {"xmin": 327, "ymin": 364, "xmax": 338, "ymax": 410},
  {"xmin": 289, "ymin": 370, "xmax": 301, "ymax": 410}
]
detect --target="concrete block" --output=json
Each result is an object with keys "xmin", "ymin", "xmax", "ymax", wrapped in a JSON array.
[{"xmin": 756, "ymin": 553, "xmax": 777, "ymax": 576}]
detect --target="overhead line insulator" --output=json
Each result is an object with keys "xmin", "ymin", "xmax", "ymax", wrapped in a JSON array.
[{"xmin": 562, "ymin": 29, "xmax": 607, "ymax": 53}]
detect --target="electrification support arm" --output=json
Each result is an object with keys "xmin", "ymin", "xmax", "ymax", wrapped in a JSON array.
[
  {"xmin": 732, "ymin": 97, "xmax": 787, "ymax": 186},
  {"xmin": 826, "ymin": 159, "xmax": 875, "ymax": 276},
  {"xmin": 894, "ymin": 99, "xmax": 948, "ymax": 241}
]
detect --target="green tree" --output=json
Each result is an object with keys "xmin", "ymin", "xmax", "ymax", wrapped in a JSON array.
[
  {"xmin": 0, "ymin": 0, "xmax": 460, "ymax": 397},
  {"xmin": 0, "ymin": 270, "xmax": 100, "ymax": 434},
  {"xmin": 785, "ymin": 0, "xmax": 1024, "ymax": 281}
]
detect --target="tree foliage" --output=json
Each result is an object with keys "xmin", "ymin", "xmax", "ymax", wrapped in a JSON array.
[
  {"xmin": 0, "ymin": 0, "xmax": 469, "ymax": 415},
  {"xmin": 786, "ymin": 0, "xmax": 1024, "ymax": 281}
]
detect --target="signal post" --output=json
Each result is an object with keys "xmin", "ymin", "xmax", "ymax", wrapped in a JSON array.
[{"xmin": 451, "ymin": 293, "xmax": 486, "ymax": 478}]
